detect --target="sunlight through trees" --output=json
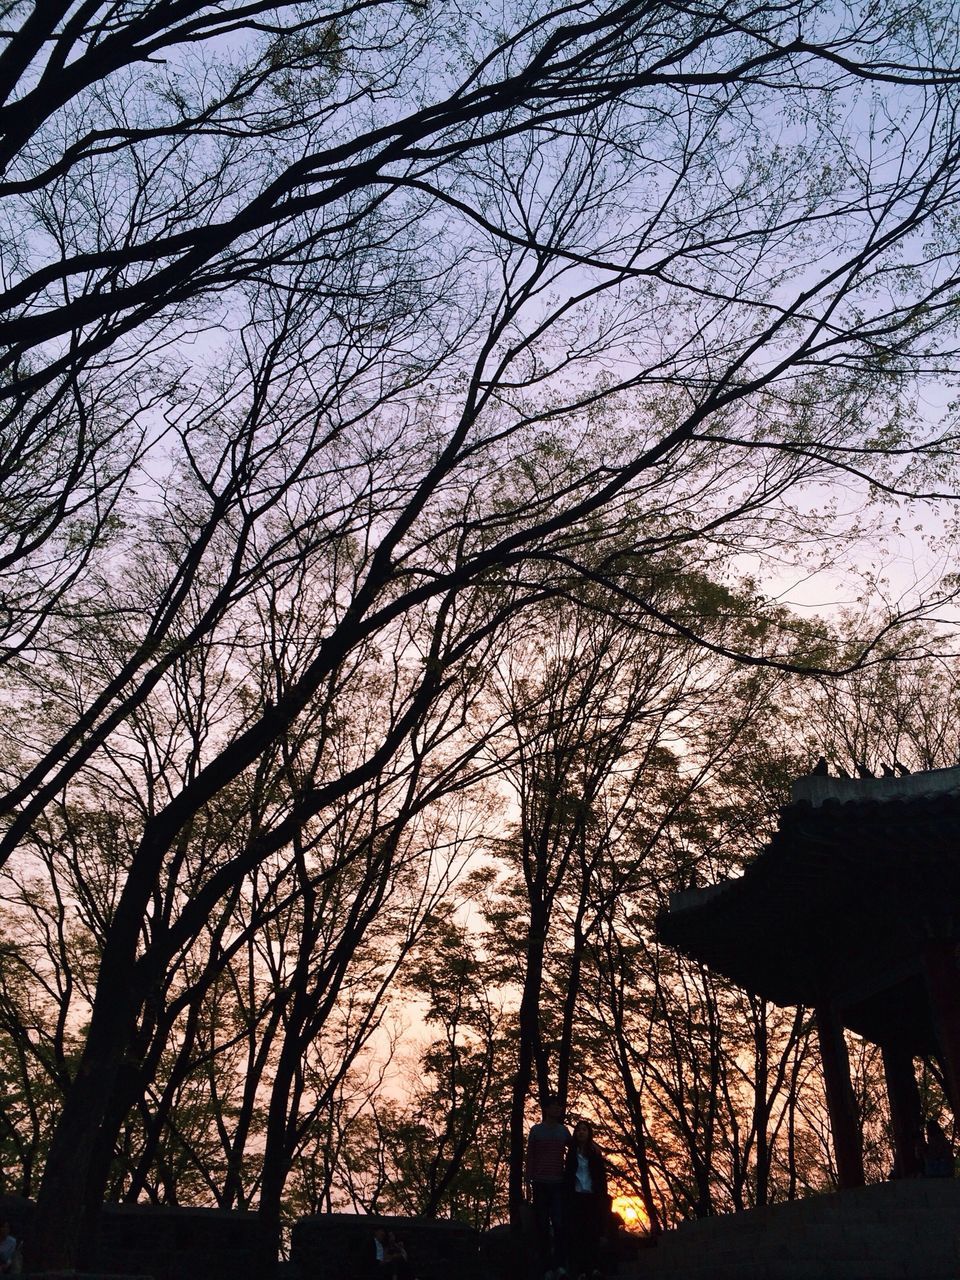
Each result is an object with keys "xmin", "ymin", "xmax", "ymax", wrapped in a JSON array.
[{"xmin": 2, "ymin": 0, "xmax": 960, "ymax": 1267}]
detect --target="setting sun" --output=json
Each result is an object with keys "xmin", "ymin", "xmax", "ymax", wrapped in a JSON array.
[{"xmin": 612, "ymin": 1195, "xmax": 650, "ymax": 1233}]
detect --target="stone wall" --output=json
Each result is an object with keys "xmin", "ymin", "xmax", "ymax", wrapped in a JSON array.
[
  {"xmin": 96, "ymin": 1204, "xmax": 275, "ymax": 1280},
  {"xmin": 291, "ymin": 1213, "xmax": 488, "ymax": 1280},
  {"xmin": 3, "ymin": 1196, "xmax": 501, "ymax": 1280},
  {"xmin": 0, "ymin": 1198, "xmax": 273, "ymax": 1280}
]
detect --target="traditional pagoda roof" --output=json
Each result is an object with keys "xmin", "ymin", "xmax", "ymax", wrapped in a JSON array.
[{"xmin": 656, "ymin": 764, "xmax": 960, "ymax": 1051}]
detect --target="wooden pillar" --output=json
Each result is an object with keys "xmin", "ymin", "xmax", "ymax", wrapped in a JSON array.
[
  {"xmin": 815, "ymin": 1003, "xmax": 865, "ymax": 1188},
  {"xmin": 881, "ymin": 1041, "xmax": 923, "ymax": 1177},
  {"xmin": 923, "ymin": 941, "xmax": 960, "ymax": 1115}
]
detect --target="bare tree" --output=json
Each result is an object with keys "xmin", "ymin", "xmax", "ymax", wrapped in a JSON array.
[
  {"xmin": 3, "ymin": 0, "xmax": 960, "ymax": 1266},
  {"xmin": 3, "ymin": 548, "xmax": 506, "ymax": 1248}
]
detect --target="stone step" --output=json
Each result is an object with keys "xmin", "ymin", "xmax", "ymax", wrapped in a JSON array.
[
  {"xmin": 656, "ymin": 1216, "xmax": 960, "ymax": 1253},
  {"xmin": 647, "ymin": 1240, "xmax": 958, "ymax": 1271},
  {"xmin": 634, "ymin": 1251, "xmax": 960, "ymax": 1275},
  {"xmin": 716, "ymin": 1236, "xmax": 954, "ymax": 1262},
  {"xmin": 628, "ymin": 1183, "xmax": 960, "ymax": 1280},
  {"xmin": 632, "ymin": 1261, "xmax": 957, "ymax": 1280},
  {"xmin": 667, "ymin": 1197, "xmax": 960, "ymax": 1236}
]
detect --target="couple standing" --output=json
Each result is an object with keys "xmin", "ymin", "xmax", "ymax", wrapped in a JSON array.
[{"xmin": 525, "ymin": 1097, "xmax": 607, "ymax": 1280}]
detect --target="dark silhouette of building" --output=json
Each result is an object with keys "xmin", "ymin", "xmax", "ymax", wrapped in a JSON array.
[{"xmin": 658, "ymin": 763, "xmax": 960, "ymax": 1188}]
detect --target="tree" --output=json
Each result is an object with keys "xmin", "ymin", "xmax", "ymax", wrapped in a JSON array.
[
  {"xmin": 3, "ymin": 558, "xmax": 504, "ymax": 1246},
  {"xmin": 482, "ymin": 585, "xmax": 710, "ymax": 1217},
  {"xmin": 4, "ymin": 0, "xmax": 960, "ymax": 1266},
  {"xmin": 332, "ymin": 910, "xmax": 511, "ymax": 1228}
]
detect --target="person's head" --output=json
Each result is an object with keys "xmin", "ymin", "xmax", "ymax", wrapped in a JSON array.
[
  {"xmin": 573, "ymin": 1119, "xmax": 594, "ymax": 1147},
  {"xmin": 0, "ymin": 1224, "xmax": 9, "ymax": 1240},
  {"xmin": 373, "ymin": 1227, "xmax": 388, "ymax": 1243},
  {"xmin": 542, "ymin": 1095, "xmax": 563, "ymax": 1124}
]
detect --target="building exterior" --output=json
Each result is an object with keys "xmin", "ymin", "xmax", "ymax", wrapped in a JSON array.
[{"xmin": 657, "ymin": 763, "xmax": 960, "ymax": 1187}]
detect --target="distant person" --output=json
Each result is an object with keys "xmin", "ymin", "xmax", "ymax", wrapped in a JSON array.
[
  {"xmin": 372, "ymin": 1226, "xmax": 412, "ymax": 1279},
  {"xmin": 923, "ymin": 1120, "xmax": 954, "ymax": 1177},
  {"xmin": 564, "ymin": 1120, "xmax": 608, "ymax": 1280},
  {"xmin": 373, "ymin": 1225, "xmax": 390, "ymax": 1274},
  {"xmin": 0, "ymin": 1223, "xmax": 16, "ymax": 1276},
  {"xmin": 526, "ymin": 1095, "xmax": 571, "ymax": 1277}
]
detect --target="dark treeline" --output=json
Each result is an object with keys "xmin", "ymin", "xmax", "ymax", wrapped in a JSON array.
[
  {"xmin": 1, "ymin": 0, "xmax": 960, "ymax": 1267},
  {"xmin": 3, "ymin": 605, "xmax": 960, "ymax": 1238}
]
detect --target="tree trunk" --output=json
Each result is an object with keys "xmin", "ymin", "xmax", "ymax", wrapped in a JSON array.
[
  {"xmin": 29, "ymin": 960, "xmax": 144, "ymax": 1268},
  {"xmin": 508, "ymin": 898, "xmax": 548, "ymax": 1223}
]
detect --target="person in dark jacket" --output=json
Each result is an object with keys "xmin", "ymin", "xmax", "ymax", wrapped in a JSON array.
[
  {"xmin": 564, "ymin": 1121, "xmax": 608, "ymax": 1279},
  {"xmin": 923, "ymin": 1120, "xmax": 954, "ymax": 1177}
]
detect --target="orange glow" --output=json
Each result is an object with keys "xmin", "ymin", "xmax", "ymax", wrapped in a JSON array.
[{"xmin": 612, "ymin": 1195, "xmax": 649, "ymax": 1232}]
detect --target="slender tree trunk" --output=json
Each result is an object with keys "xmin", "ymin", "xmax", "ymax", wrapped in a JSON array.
[
  {"xmin": 556, "ymin": 901, "xmax": 587, "ymax": 1108},
  {"xmin": 612, "ymin": 1032, "xmax": 661, "ymax": 1237},
  {"xmin": 753, "ymin": 1001, "xmax": 769, "ymax": 1207},
  {"xmin": 257, "ymin": 968, "xmax": 315, "ymax": 1250},
  {"xmin": 221, "ymin": 1016, "xmax": 282, "ymax": 1209},
  {"xmin": 508, "ymin": 896, "xmax": 548, "ymax": 1223},
  {"xmin": 29, "ymin": 944, "xmax": 146, "ymax": 1269}
]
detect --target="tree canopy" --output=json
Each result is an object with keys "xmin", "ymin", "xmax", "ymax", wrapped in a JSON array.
[{"xmin": 2, "ymin": 0, "xmax": 960, "ymax": 1267}]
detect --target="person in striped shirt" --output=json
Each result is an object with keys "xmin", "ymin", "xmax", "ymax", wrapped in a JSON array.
[{"xmin": 525, "ymin": 1096, "xmax": 571, "ymax": 1277}]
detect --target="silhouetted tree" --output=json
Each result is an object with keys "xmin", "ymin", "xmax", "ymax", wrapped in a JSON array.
[{"xmin": 4, "ymin": 0, "xmax": 960, "ymax": 1265}]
